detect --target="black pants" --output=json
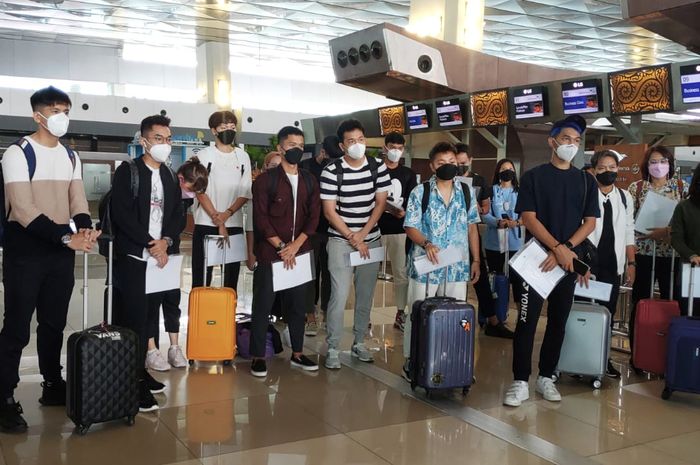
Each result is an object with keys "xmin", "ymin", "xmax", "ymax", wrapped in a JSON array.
[
  {"xmin": 512, "ymin": 272, "xmax": 578, "ymax": 381},
  {"xmin": 629, "ymin": 253, "xmax": 679, "ymax": 350},
  {"xmin": 308, "ymin": 233, "xmax": 331, "ymax": 315},
  {"xmin": 113, "ymin": 256, "xmax": 157, "ymax": 381},
  {"xmin": 485, "ymin": 249, "xmax": 524, "ymax": 311},
  {"xmin": 250, "ymin": 264, "xmax": 307, "ymax": 357},
  {"xmin": 149, "ymin": 288, "xmax": 181, "ymax": 348},
  {"xmin": 192, "ymin": 224, "xmax": 242, "ymax": 290},
  {"xmin": 592, "ymin": 265, "xmax": 621, "ymax": 329},
  {"xmin": 0, "ymin": 250, "xmax": 75, "ymax": 397},
  {"xmin": 473, "ymin": 233, "xmax": 496, "ymax": 319}
]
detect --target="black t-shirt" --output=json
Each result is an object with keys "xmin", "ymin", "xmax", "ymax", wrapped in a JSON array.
[
  {"xmin": 515, "ymin": 163, "xmax": 600, "ymax": 244},
  {"xmin": 465, "ymin": 172, "xmax": 493, "ymax": 203},
  {"xmin": 379, "ymin": 164, "xmax": 418, "ymax": 235},
  {"xmin": 300, "ymin": 156, "xmax": 330, "ymax": 234}
]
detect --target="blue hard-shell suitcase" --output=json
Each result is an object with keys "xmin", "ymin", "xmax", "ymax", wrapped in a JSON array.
[
  {"xmin": 662, "ymin": 264, "xmax": 700, "ymax": 400},
  {"xmin": 409, "ymin": 294, "xmax": 476, "ymax": 397}
]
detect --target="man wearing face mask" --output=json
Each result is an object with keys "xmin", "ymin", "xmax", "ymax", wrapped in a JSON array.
[
  {"xmin": 378, "ymin": 132, "xmax": 417, "ymax": 332},
  {"xmin": 0, "ymin": 86, "xmax": 98, "ymax": 432},
  {"xmin": 299, "ymin": 135, "xmax": 343, "ymax": 335},
  {"xmin": 587, "ymin": 150, "xmax": 636, "ymax": 379},
  {"xmin": 110, "ymin": 115, "xmax": 184, "ymax": 413},
  {"xmin": 320, "ymin": 119, "xmax": 392, "ymax": 370},
  {"xmin": 504, "ymin": 115, "xmax": 599, "ymax": 407},
  {"xmin": 192, "ymin": 111, "xmax": 252, "ymax": 293},
  {"xmin": 249, "ymin": 126, "xmax": 321, "ymax": 377}
]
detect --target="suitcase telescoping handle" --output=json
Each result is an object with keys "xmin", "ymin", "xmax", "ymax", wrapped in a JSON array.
[
  {"xmin": 423, "ymin": 250, "xmax": 469, "ymax": 300},
  {"xmin": 81, "ymin": 239, "xmax": 114, "ymax": 330},
  {"xmin": 203, "ymin": 234, "xmax": 227, "ymax": 287},
  {"xmin": 649, "ymin": 241, "xmax": 677, "ymax": 300},
  {"xmin": 689, "ymin": 264, "xmax": 696, "ymax": 318}
]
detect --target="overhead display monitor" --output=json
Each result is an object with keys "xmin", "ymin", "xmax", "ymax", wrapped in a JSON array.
[
  {"xmin": 470, "ymin": 89, "xmax": 509, "ymax": 127},
  {"xmin": 562, "ymin": 79, "xmax": 602, "ymax": 114},
  {"xmin": 680, "ymin": 64, "xmax": 700, "ymax": 104},
  {"xmin": 405, "ymin": 103, "xmax": 431, "ymax": 130},
  {"xmin": 435, "ymin": 99, "xmax": 465, "ymax": 127},
  {"xmin": 609, "ymin": 65, "xmax": 672, "ymax": 115},
  {"xmin": 513, "ymin": 86, "xmax": 547, "ymax": 120}
]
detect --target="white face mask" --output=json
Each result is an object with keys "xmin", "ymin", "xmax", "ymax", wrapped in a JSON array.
[
  {"xmin": 386, "ymin": 148, "xmax": 403, "ymax": 163},
  {"xmin": 346, "ymin": 143, "xmax": 366, "ymax": 160},
  {"xmin": 146, "ymin": 141, "xmax": 172, "ymax": 163},
  {"xmin": 555, "ymin": 141, "xmax": 579, "ymax": 163},
  {"xmin": 39, "ymin": 112, "xmax": 69, "ymax": 138}
]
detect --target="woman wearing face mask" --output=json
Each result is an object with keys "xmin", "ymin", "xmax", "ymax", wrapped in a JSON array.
[
  {"xmin": 670, "ymin": 163, "xmax": 700, "ymax": 317},
  {"xmin": 586, "ymin": 150, "xmax": 636, "ymax": 379},
  {"xmin": 192, "ymin": 111, "xmax": 252, "ymax": 291},
  {"xmin": 628, "ymin": 146, "xmax": 686, "ymax": 363},
  {"xmin": 482, "ymin": 159, "xmax": 524, "ymax": 308}
]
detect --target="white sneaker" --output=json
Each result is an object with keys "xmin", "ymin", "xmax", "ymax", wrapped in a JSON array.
[
  {"xmin": 281, "ymin": 326, "xmax": 291, "ymax": 348},
  {"xmin": 145, "ymin": 349, "xmax": 171, "ymax": 372},
  {"xmin": 351, "ymin": 343, "xmax": 374, "ymax": 363},
  {"xmin": 168, "ymin": 345, "xmax": 188, "ymax": 368},
  {"xmin": 325, "ymin": 348, "xmax": 341, "ymax": 370},
  {"xmin": 536, "ymin": 376, "xmax": 562, "ymax": 402},
  {"xmin": 503, "ymin": 381, "xmax": 529, "ymax": 407}
]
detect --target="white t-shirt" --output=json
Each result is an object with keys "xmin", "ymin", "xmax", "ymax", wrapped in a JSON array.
[
  {"xmin": 194, "ymin": 145, "xmax": 252, "ymax": 228},
  {"xmin": 286, "ymin": 173, "xmax": 299, "ymax": 240},
  {"xmin": 130, "ymin": 164, "xmax": 163, "ymax": 261}
]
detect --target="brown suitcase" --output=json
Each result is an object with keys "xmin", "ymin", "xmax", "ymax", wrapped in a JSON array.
[{"xmin": 186, "ymin": 235, "xmax": 237, "ymax": 365}]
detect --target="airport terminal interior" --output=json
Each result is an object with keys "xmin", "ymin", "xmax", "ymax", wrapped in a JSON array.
[{"xmin": 1, "ymin": 1, "xmax": 700, "ymax": 464}]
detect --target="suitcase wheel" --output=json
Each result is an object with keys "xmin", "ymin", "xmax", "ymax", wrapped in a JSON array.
[
  {"xmin": 425, "ymin": 389, "xmax": 432, "ymax": 399},
  {"xmin": 410, "ymin": 381, "xmax": 417, "ymax": 391},
  {"xmin": 125, "ymin": 415, "xmax": 136, "ymax": 426},
  {"xmin": 223, "ymin": 360, "xmax": 232, "ymax": 366},
  {"xmin": 188, "ymin": 360, "xmax": 194, "ymax": 366},
  {"xmin": 75, "ymin": 424, "xmax": 90, "ymax": 436},
  {"xmin": 661, "ymin": 387, "xmax": 672, "ymax": 400},
  {"xmin": 462, "ymin": 386, "xmax": 470, "ymax": 396},
  {"xmin": 592, "ymin": 378, "xmax": 602, "ymax": 390}
]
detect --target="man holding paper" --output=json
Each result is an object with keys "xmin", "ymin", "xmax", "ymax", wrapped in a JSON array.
[
  {"xmin": 504, "ymin": 115, "xmax": 599, "ymax": 408},
  {"xmin": 403, "ymin": 142, "xmax": 481, "ymax": 377},
  {"xmin": 320, "ymin": 119, "xmax": 391, "ymax": 370},
  {"xmin": 249, "ymin": 126, "xmax": 321, "ymax": 377}
]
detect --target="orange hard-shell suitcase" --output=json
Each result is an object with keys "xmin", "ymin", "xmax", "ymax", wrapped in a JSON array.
[{"xmin": 187, "ymin": 235, "xmax": 237, "ymax": 365}]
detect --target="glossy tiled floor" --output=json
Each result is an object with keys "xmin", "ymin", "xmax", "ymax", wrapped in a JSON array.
[{"xmin": 3, "ymin": 250, "xmax": 700, "ymax": 465}]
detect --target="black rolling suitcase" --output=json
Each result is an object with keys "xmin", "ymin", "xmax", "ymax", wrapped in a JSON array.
[{"xmin": 66, "ymin": 241, "xmax": 139, "ymax": 435}]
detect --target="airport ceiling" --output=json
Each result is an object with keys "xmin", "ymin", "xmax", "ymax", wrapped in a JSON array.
[{"xmin": 0, "ymin": 0, "xmax": 697, "ymax": 72}]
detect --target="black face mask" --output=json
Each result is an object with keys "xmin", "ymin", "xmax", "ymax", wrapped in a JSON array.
[
  {"xmin": 596, "ymin": 171, "xmax": 617, "ymax": 186},
  {"xmin": 499, "ymin": 169, "xmax": 516, "ymax": 183},
  {"xmin": 436, "ymin": 163, "xmax": 458, "ymax": 181},
  {"xmin": 284, "ymin": 147, "xmax": 304, "ymax": 165},
  {"xmin": 216, "ymin": 129, "xmax": 236, "ymax": 145},
  {"xmin": 456, "ymin": 164, "xmax": 469, "ymax": 176}
]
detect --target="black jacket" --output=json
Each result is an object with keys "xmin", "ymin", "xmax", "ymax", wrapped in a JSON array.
[{"xmin": 111, "ymin": 156, "xmax": 183, "ymax": 257}]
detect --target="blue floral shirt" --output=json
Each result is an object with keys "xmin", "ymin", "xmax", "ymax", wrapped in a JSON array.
[{"xmin": 404, "ymin": 176, "xmax": 480, "ymax": 284}]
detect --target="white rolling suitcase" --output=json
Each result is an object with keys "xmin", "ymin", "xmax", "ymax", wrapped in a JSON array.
[{"xmin": 554, "ymin": 301, "xmax": 611, "ymax": 389}]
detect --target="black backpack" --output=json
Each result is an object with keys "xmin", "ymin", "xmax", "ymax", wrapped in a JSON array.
[
  {"xmin": 96, "ymin": 159, "xmax": 139, "ymax": 256},
  {"xmin": 0, "ymin": 138, "xmax": 75, "ymax": 244}
]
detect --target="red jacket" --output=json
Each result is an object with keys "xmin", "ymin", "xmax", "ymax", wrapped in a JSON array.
[{"xmin": 252, "ymin": 165, "xmax": 320, "ymax": 265}]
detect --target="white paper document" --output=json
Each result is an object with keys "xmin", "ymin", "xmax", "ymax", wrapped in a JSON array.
[
  {"xmin": 346, "ymin": 246, "xmax": 385, "ymax": 267},
  {"xmin": 206, "ymin": 234, "xmax": 247, "ymax": 266},
  {"xmin": 574, "ymin": 279, "xmax": 613, "ymax": 302},
  {"xmin": 413, "ymin": 244, "xmax": 468, "ymax": 276},
  {"xmin": 146, "ymin": 255, "xmax": 183, "ymax": 294},
  {"xmin": 509, "ymin": 239, "xmax": 566, "ymax": 299},
  {"xmin": 634, "ymin": 191, "xmax": 678, "ymax": 234},
  {"xmin": 681, "ymin": 264, "xmax": 700, "ymax": 298},
  {"xmin": 272, "ymin": 252, "xmax": 314, "ymax": 292}
]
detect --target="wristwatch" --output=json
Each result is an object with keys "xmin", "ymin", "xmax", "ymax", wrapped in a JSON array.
[
  {"xmin": 628, "ymin": 262, "xmax": 637, "ymax": 267},
  {"xmin": 422, "ymin": 239, "xmax": 432, "ymax": 248},
  {"xmin": 277, "ymin": 241, "xmax": 287, "ymax": 251},
  {"xmin": 564, "ymin": 241, "xmax": 574, "ymax": 250},
  {"xmin": 163, "ymin": 236, "xmax": 174, "ymax": 247},
  {"xmin": 61, "ymin": 234, "xmax": 72, "ymax": 246}
]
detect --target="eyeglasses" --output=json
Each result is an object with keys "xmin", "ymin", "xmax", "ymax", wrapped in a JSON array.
[
  {"xmin": 344, "ymin": 136, "xmax": 366, "ymax": 145},
  {"xmin": 649, "ymin": 159, "xmax": 669, "ymax": 165}
]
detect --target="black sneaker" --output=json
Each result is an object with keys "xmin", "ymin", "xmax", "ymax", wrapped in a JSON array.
[
  {"xmin": 39, "ymin": 379, "xmax": 66, "ymax": 406},
  {"xmin": 290, "ymin": 354, "xmax": 319, "ymax": 371},
  {"xmin": 144, "ymin": 372, "xmax": 166, "ymax": 394},
  {"xmin": 138, "ymin": 382, "xmax": 159, "ymax": 413},
  {"xmin": 484, "ymin": 322, "xmax": 515, "ymax": 339},
  {"xmin": 0, "ymin": 398, "xmax": 28, "ymax": 433},
  {"xmin": 606, "ymin": 359, "xmax": 621, "ymax": 378},
  {"xmin": 251, "ymin": 358, "xmax": 267, "ymax": 377}
]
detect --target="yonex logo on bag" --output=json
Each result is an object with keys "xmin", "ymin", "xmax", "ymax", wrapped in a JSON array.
[{"xmin": 207, "ymin": 320, "xmax": 217, "ymax": 325}]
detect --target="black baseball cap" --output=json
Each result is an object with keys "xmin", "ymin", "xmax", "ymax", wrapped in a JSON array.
[{"xmin": 550, "ymin": 115, "xmax": 586, "ymax": 137}]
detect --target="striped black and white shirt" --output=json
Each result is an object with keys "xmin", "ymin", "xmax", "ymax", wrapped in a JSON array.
[{"xmin": 320, "ymin": 157, "xmax": 392, "ymax": 243}]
